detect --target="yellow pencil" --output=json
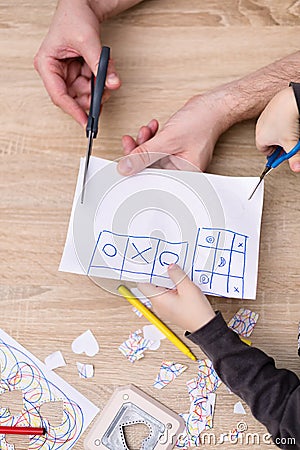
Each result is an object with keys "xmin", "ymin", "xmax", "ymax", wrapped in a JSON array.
[
  {"xmin": 117, "ymin": 285, "xmax": 197, "ymax": 361},
  {"xmin": 240, "ymin": 336, "xmax": 252, "ymax": 346}
]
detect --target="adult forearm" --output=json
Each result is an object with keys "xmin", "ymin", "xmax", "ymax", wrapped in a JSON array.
[
  {"xmin": 88, "ymin": 0, "xmax": 144, "ymax": 21},
  {"xmin": 213, "ymin": 51, "xmax": 300, "ymax": 130}
]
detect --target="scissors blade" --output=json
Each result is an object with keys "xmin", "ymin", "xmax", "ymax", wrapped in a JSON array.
[
  {"xmin": 81, "ymin": 130, "xmax": 94, "ymax": 204},
  {"xmin": 248, "ymin": 167, "xmax": 272, "ymax": 200}
]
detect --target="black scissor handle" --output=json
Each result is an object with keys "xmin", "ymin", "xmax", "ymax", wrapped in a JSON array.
[{"xmin": 86, "ymin": 46, "xmax": 110, "ymax": 138}]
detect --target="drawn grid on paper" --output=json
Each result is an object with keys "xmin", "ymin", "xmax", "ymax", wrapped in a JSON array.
[
  {"xmin": 88, "ymin": 230, "xmax": 189, "ymax": 282},
  {"xmin": 191, "ymin": 228, "xmax": 248, "ymax": 298}
]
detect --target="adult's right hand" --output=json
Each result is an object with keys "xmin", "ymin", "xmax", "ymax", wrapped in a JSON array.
[
  {"xmin": 34, "ymin": 0, "xmax": 121, "ymax": 127},
  {"xmin": 118, "ymin": 90, "xmax": 235, "ymax": 174}
]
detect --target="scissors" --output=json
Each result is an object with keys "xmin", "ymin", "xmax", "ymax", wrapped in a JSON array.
[
  {"xmin": 81, "ymin": 46, "xmax": 110, "ymax": 203},
  {"xmin": 248, "ymin": 140, "xmax": 300, "ymax": 200}
]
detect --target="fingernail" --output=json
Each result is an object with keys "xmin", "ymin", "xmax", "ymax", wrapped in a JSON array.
[
  {"xmin": 118, "ymin": 157, "xmax": 133, "ymax": 175},
  {"xmin": 168, "ymin": 264, "xmax": 176, "ymax": 270},
  {"xmin": 292, "ymin": 162, "xmax": 300, "ymax": 172},
  {"xmin": 107, "ymin": 73, "xmax": 119, "ymax": 85}
]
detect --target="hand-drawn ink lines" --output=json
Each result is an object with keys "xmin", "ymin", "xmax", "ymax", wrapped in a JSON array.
[
  {"xmin": 88, "ymin": 228, "xmax": 248, "ymax": 298},
  {"xmin": 88, "ymin": 230, "xmax": 189, "ymax": 283},
  {"xmin": 191, "ymin": 227, "xmax": 248, "ymax": 298}
]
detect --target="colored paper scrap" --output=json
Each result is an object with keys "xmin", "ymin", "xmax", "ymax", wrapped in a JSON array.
[
  {"xmin": 228, "ymin": 308, "xmax": 259, "ymax": 337},
  {"xmin": 76, "ymin": 362, "xmax": 94, "ymax": 379},
  {"xmin": 154, "ymin": 361, "xmax": 188, "ymax": 389},
  {"xmin": 44, "ymin": 351, "xmax": 66, "ymax": 371},
  {"xmin": 71, "ymin": 329, "xmax": 99, "ymax": 356},
  {"xmin": 198, "ymin": 358, "xmax": 222, "ymax": 393},
  {"xmin": 119, "ymin": 330, "xmax": 152, "ymax": 363}
]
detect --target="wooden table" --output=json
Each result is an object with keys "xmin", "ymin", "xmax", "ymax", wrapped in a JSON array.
[{"xmin": 0, "ymin": 1, "xmax": 299, "ymax": 449}]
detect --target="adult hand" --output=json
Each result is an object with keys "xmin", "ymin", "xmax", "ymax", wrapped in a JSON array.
[
  {"xmin": 118, "ymin": 89, "xmax": 235, "ymax": 174},
  {"xmin": 138, "ymin": 264, "xmax": 215, "ymax": 333},
  {"xmin": 34, "ymin": 0, "xmax": 121, "ymax": 127},
  {"xmin": 256, "ymin": 87, "xmax": 300, "ymax": 172}
]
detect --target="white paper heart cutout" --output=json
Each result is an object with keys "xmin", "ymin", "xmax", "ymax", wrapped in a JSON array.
[{"xmin": 71, "ymin": 330, "xmax": 99, "ymax": 357}]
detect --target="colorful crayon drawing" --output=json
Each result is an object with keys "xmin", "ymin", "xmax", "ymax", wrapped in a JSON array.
[
  {"xmin": 228, "ymin": 308, "xmax": 259, "ymax": 337},
  {"xmin": 0, "ymin": 329, "xmax": 98, "ymax": 450},
  {"xmin": 153, "ymin": 361, "xmax": 187, "ymax": 389}
]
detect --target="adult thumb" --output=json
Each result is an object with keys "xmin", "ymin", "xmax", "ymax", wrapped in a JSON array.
[
  {"xmin": 117, "ymin": 131, "xmax": 175, "ymax": 175},
  {"xmin": 80, "ymin": 36, "xmax": 120, "ymax": 88}
]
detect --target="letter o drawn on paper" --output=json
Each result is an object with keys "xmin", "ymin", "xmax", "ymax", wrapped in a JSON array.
[
  {"xmin": 199, "ymin": 274, "xmax": 209, "ymax": 284},
  {"xmin": 159, "ymin": 251, "xmax": 179, "ymax": 266},
  {"xmin": 102, "ymin": 243, "xmax": 117, "ymax": 257}
]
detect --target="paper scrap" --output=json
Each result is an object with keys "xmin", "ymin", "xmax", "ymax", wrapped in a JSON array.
[
  {"xmin": 143, "ymin": 324, "xmax": 165, "ymax": 350},
  {"xmin": 44, "ymin": 350, "xmax": 66, "ymax": 371},
  {"xmin": 176, "ymin": 359, "xmax": 220, "ymax": 448},
  {"xmin": 59, "ymin": 156, "xmax": 264, "ymax": 299},
  {"xmin": 198, "ymin": 358, "xmax": 222, "ymax": 393},
  {"xmin": 228, "ymin": 308, "xmax": 259, "ymax": 337},
  {"xmin": 76, "ymin": 362, "xmax": 94, "ymax": 379},
  {"xmin": 177, "ymin": 393, "xmax": 216, "ymax": 448},
  {"xmin": 131, "ymin": 287, "xmax": 152, "ymax": 317},
  {"xmin": 119, "ymin": 330, "xmax": 152, "ymax": 363},
  {"xmin": 154, "ymin": 361, "xmax": 188, "ymax": 389},
  {"xmin": 71, "ymin": 329, "xmax": 99, "ymax": 357},
  {"xmin": 0, "ymin": 328, "xmax": 99, "ymax": 449},
  {"xmin": 234, "ymin": 401, "xmax": 246, "ymax": 415}
]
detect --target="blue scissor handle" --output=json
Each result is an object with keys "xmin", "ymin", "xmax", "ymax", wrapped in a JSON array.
[{"xmin": 267, "ymin": 141, "xmax": 300, "ymax": 169}]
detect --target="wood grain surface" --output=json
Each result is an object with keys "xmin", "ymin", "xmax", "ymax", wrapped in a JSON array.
[{"xmin": 0, "ymin": 1, "xmax": 299, "ymax": 449}]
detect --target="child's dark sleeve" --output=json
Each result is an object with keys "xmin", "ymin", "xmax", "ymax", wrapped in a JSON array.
[{"xmin": 186, "ymin": 312, "xmax": 300, "ymax": 449}]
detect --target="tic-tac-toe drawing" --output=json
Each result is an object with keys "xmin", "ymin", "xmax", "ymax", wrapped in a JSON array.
[
  {"xmin": 191, "ymin": 227, "xmax": 248, "ymax": 298},
  {"xmin": 88, "ymin": 230, "xmax": 189, "ymax": 285},
  {"xmin": 60, "ymin": 156, "xmax": 264, "ymax": 299}
]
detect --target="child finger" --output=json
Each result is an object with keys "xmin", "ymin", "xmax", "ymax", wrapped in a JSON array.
[{"xmin": 167, "ymin": 264, "xmax": 193, "ymax": 294}]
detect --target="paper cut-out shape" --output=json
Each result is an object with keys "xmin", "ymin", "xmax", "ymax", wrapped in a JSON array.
[
  {"xmin": 119, "ymin": 330, "xmax": 152, "ymax": 363},
  {"xmin": 59, "ymin": 157, "xmax": 264, "ymax": 299},
  {"xmin": 234, "ymin": 401, "xmax": 246, "ymax": 415},
  {"xmin": 177, "ymin": 359, "xmax": 220, "ymax": 448},
  {"xmin": 44, "ymin": 351, "xmax": 66, "ymax": 371},
  {"xmin": 154, "ymin": 361, "xmax": 187, "ymax": 389},
  {"xmin": 0, "ymin": 329, "xmax": 99, "ymax": 450},
  {"xmin": 197, "ymin": 358, "xmax": 222, "ymax": 393},
  {"xmin": 71, "ymin": 330, "xmax": 99, "ymax": 357},
  {"xmin": 143, "ymin": 325, "xmax": 165, "ymax": 351},
  {"xmin": 228, "ymin": 308, "xmax": 259, "ymax": 337},
  {"xmin": 76, "ymin": 362, "xmax": 94, "ymax": 379},
  {"xmin": 176, "ymin": 393, "xmax": 216, "ymax": 448}
]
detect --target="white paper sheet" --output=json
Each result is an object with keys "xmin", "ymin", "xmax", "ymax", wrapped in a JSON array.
[
  {"xmin": 0, "ymin": 329, "xmax": 99, "ymax": 449},
  {"xmin": 59, "ymin": 156, "xmax": 264, "ymax": 299}
]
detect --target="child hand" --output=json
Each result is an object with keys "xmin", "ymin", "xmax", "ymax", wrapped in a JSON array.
[
  {"xmin": 256, "ymin": 87, "xmax": 300, "ymax": 172},
  {"xmin": 137, "ymin": 264, "xmax": 215, "ymax": 333}
]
